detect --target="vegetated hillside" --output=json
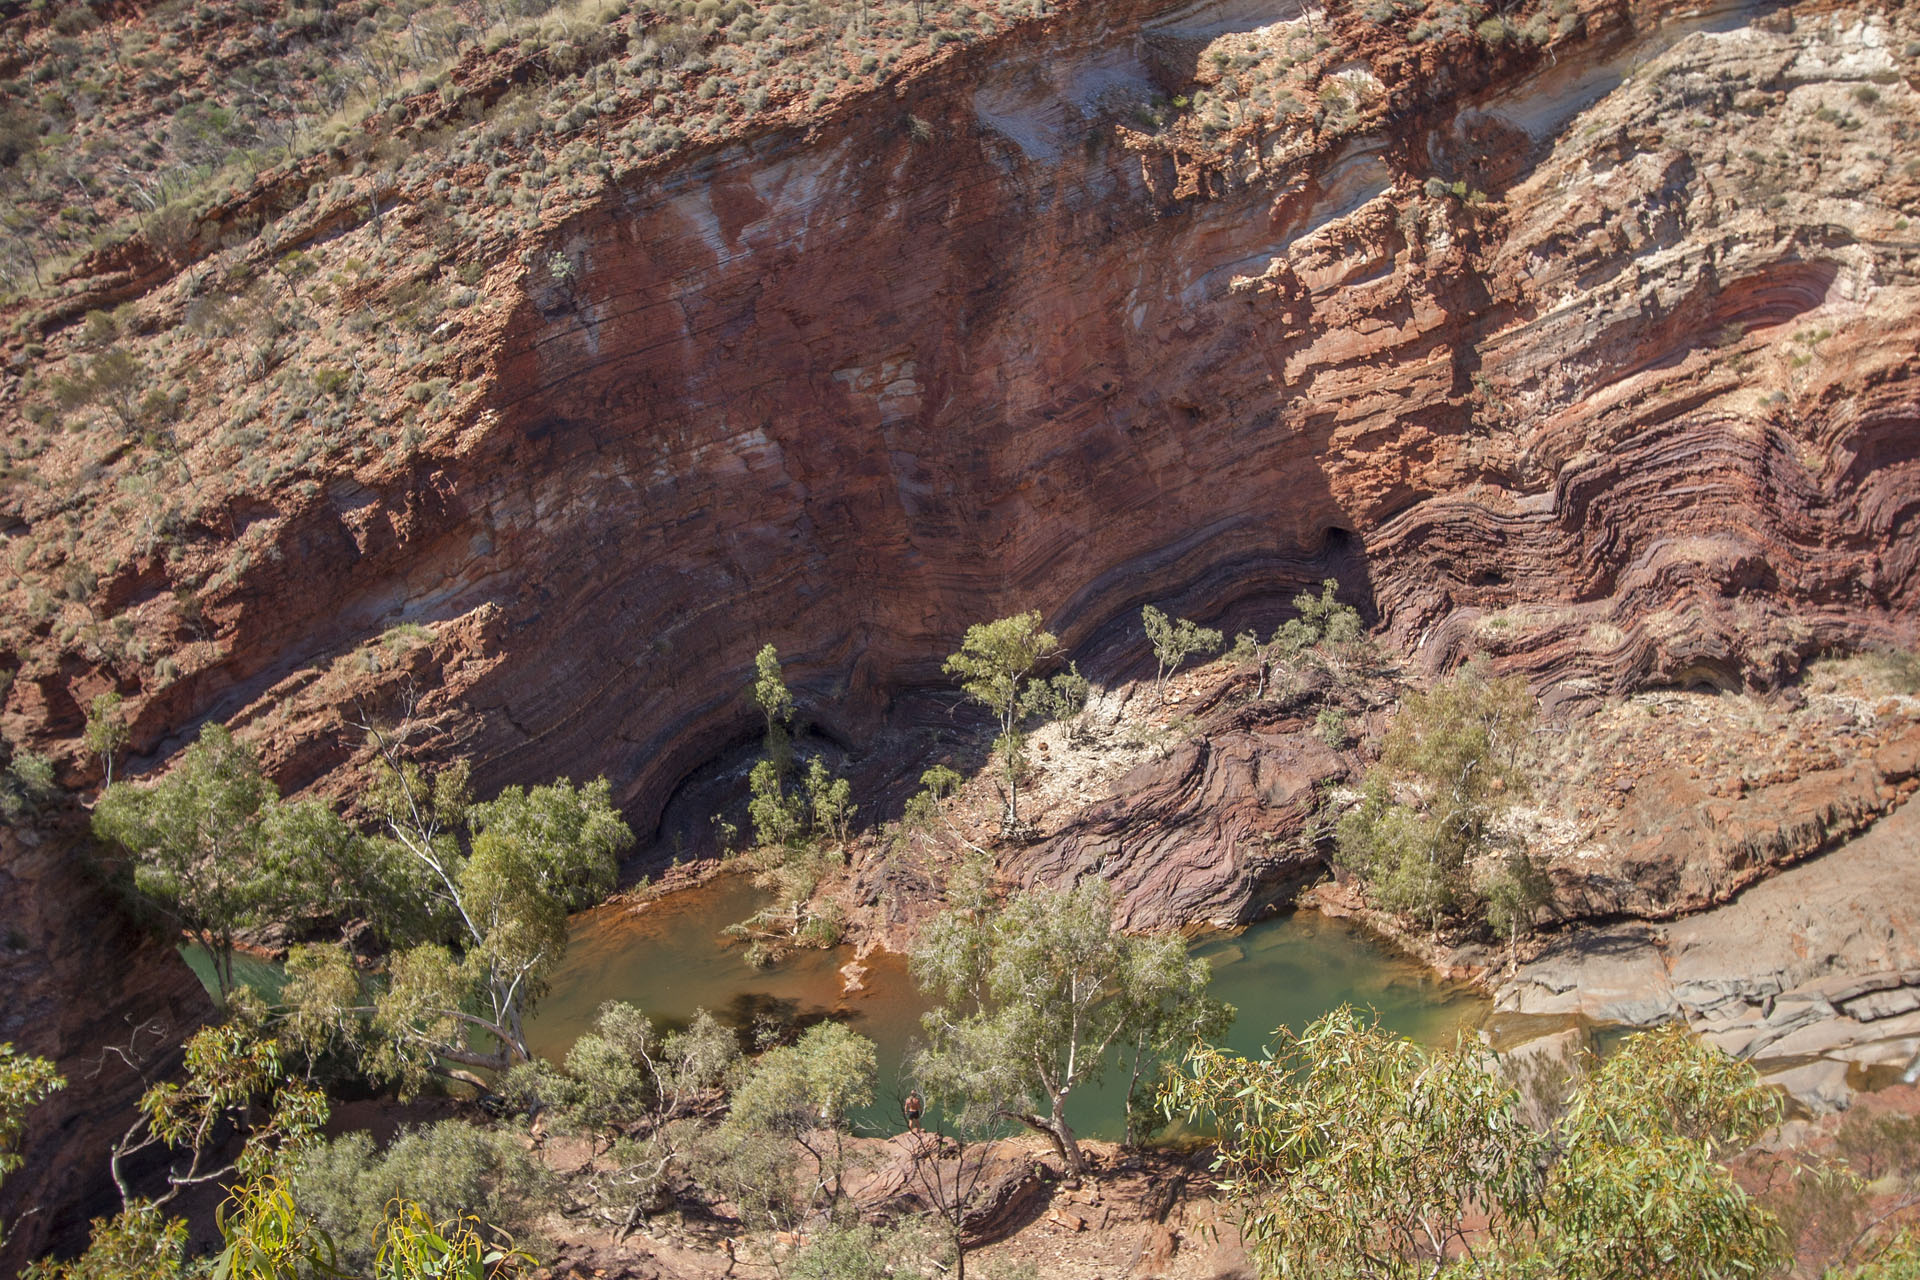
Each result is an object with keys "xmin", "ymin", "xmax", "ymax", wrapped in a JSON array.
[{"xmin": 1, "ymin": 0, "xmax": 1918, "ymax": 1262}]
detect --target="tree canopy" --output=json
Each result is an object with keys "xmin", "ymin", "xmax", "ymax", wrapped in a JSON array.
[
  {"xmin": 1163, "ymin": 1012, "xmax": 1788, "ymax": 1280},
  {"xmin": 91, "ymin": 723, "xmax": 354, "ymax": 1005},
  {"xmin": 1336, "ymin": 663, "xmax": 1541, "ymax": 936},
  {"xmin": 911, "ymin": 876, "xmax": 1230, "ymax": 1175},
  {"xmin": 942, "ymin": 612, "xmax": 1085, "ymax": 832},
  {"xmin": 282, "ymin": 736, "xmax": 632, "ymax": 1094},
  {"xmin": 1142, "ymin": 604, "xmax": 1223, "ymax": 703}
]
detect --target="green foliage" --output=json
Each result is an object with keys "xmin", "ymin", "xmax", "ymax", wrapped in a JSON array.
[
  {"xmin": 50, "ymin": 346, "xmax": 148, "ymax": 428},
  {"xmin": 1314, "ymin": 706, "xmax": 1349, "ymax": 749},
  {"xmin": 374, "ymin": 1201, "xmax": 537, "ymax": 1280},
  {"xmin": 1164, "ymin": 1006, "xmax": 1544, "ymax": 1278},
  {"xmin": 694, "ymin": 1022, "xmax": 876, "ymax": 1242},
  {"xmin": 1165, "ymin": 1015, "xmax": 1786, "ymax": 1280},
  {"xmin": 503, "ymin": 1002, "xmax": 737, "ymax": 1232},
  {"xmin": 752, "ymin": 642, "xmax": 796, "ymax": 767},
  {"xmin": 1274, "ymin": 579, "xmax": 1365, "ymax": 662},
  {"xmin": 1834, "ymin": 1229, "xmax": 1920, "ymax": 1279},
  {"xmin": 282, "ymin": 741, "xmax": 631, "ymax": 1091},
  {"xmin": 743, "ymin": 647, "xmax": 854, "ymax": 857},
  {"xmin": 921, "ymin": 764, "xmax": 963, "ymax": 801},
  {"xmin": 899, "ymin": 763, "xmax": 966, "ymax": 840},
  {"xmin": 1, "ymin": 1042, "xmax": 64, "ymax": 1248},
  {"xmin": 0, "ymin": 740, "xmax": 56, "ymax": 824},
  {"xmin": 536, "ymin": 1000, "xmax": 739, "ymax": 1145},
  {"xmin": 84, "ymin": 690, "xmax": 130, "ymax": 783},
  {"xmin": 1767, "ymin": 1100, "xmax": 1920, "ymax": 1273},
  {"xmin": 1535, "ymin": 1024, "xmax": 1786, "ymax": 1278},
  {"xmin": 1336, "ymin": 664, "xmax": 1538, "ymax": 934},
  {"xmin": 748, "ymin": 756, "xmax": 805, "ymax": 849},
  {"xmin": 112, "ymin": 1021, "xmax": 329, "ymax": 1213},
  {"xmin": 1233, "ymin": 579, "xmax": 1369, "ymax": 699},
  {"xmin": 791, "ymin": 1219, "xmax": 945, "ymax": 1279},
  {"xmin": 208, "ymin": 1176, "xmax": 338, "ymax": 1280},
  {"xmin": 285, "ymin": 1121, "xmax": 552, "ymax": 1274},
  {"xmin": 911, "ymin": 878, "xmax": 1230, "ymax": 1174},
  {"xmin": 18, "ymin": 1203, "xmax": 186, "ymax": 1280},
  {"xmin": 943, "ymin": 611, "xmax": 1068, "ymax": 831},
  {"xmin": 945, "ymin": 611, "xmax": 1059, "ymax": 737},
  {"xmin": 1141, "ymin": 604, "xmax": 1223, "ymax": 703},
  {"xmin": 1480, "ymin": 849, "xmax": 1552, "ymax": 967},
  {"xmin": 0, "ymin": 1044, "xmax": 62, "ymax": 1173},
  {"xmin": 92, "ymin": 724, "xmax": 352, "ymax": 1005},
  {"xmin": 726, "ymin": 1021, "xmax": 877, "ymax": 1206},
  {"xmin": 805, "ymin": 756, "xmax": 856, "ymax": 847},
  {"xmin": 204, "ymin": 1173, "xmax": 537, "ymax": 1280}
]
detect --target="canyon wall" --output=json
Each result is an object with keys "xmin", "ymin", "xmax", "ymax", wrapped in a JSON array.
[
  {"xmin": 4, "ymin": 0, "xmax": 1920, "ymax": 1257},
  {"xmin": 424, "ymin": 0, "xmax": 1920, "ymax": 830},
  {"xmin": 11, "ymin": 0, "xmax": 1914, "ymax": 835}
]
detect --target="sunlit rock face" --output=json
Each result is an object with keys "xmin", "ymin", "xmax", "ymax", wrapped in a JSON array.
[
  {"xmin": 20, "ymin": 0, "xmax": 1914, "ymax": 835},
  {"xmin": 438, "ymin": 0, "xmax": 1919, "ymax": 832},
  {"xmin": 4, "ymin": 0, "xmax": 1918, "ymax": 1256}
]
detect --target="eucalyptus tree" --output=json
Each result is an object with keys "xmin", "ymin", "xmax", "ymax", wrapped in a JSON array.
[
  {"xmin": 92, "ymin": 723, "xmax": 354, "ymax": 1006},
  {"xmin": 1163, "ymin": 1014, "xmax": 1787, "ymax": 1280},
  {"xmin": 0, "ymin": 1044, "xmax": 62, "ymax": 1251},
  {"xmin": 282, "ymin": 731, "xmax": 631, "ymax": 1094},
  {"xmin": 1141, "ymin": 605, "xmax": 1223, "ymax": 704},
  {"xmin": 1335, "ymin": 662, "xmax": 1540, "ymax": 935},
  {"xmin": 910, "ymin": 876, "xmax": 1229, "ymax": 1176},
  {"xmin": 942, "ymin": 611, "xmax": 1085, "ymax": 833},
  {"xmin": 1230, "ymin": 578, "xmax": 1367, "ymax": 700}
]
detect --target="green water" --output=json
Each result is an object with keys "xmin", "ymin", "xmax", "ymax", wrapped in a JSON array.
[
  {"xmin": 526, "ymin": 875, "xmax": 1488, "ymax": 1138},
  {"xmin": 180, "ymin": 944, "xmax": 290, "ymax": 1003}
]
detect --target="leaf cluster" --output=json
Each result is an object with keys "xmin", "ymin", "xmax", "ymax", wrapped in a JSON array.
[
  {"xmin": 283, "ymin": 1121, "xmax": 553, "ymax": 1274},
  {"xmin": 1336, "ymin": 663, "xmax": 1541, "ymax": 935},
  {"xmin": 279, "ymin": 745, "xmax": 631, "ymax": 1092},
  {"xmin": 942, "ymin": 612, "xmax": 1083, "ymax": 830},
  {"xmin": 1163, "ymin": 1012, "xmax": 1789, "ymax": 1280},
  {"xmin": 92, "ymin": 725, "xmax": 377, "ymax": 1004},
  {"xmin": 911, "ymin": 879, "xmax": 1230, "ymax": 1168},
  {"xmin": 1232, "ymin": 579, "xmax": 1372, "ymax": 699},
  {"xmin": 1142, "ymin": 604, "xmax": 1224, "ymax": 701},
  {"xmin": 0, "ymin": 1042, "xmax": 64, "ymax": 1248}
]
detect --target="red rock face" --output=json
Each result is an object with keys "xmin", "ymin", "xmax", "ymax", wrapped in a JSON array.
[
  {"xmin": 4, "ymin": 0, "xmax": 1920, "ymax": 1251},
  {"xmin": 385, "ymin": 0, "xmax": 1919, "ymax": 837},
  {"xmin": 13, "ymin": 1, "xmax": 1912, "ymax": 838},
  {"xmin": 0, "ymin": 822, "xmax": 211, "ymax": 1271}
]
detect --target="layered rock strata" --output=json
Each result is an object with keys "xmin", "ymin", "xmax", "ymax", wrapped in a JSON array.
[
  {"xmin": 1496, "ymin": 797, "xmax": 1920, "ymax": 1112},
  {"xmin": 4, "ymin": 0, "xmax": 1920, "ymax": 1255},
  {"xmin": 8, "ymin": 0, "xmax": 1915, "ymax": 836}
]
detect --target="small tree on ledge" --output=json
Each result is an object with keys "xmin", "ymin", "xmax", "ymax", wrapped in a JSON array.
[
  {"xmin": 942, "ymin": 611, "xmax": 1085, "ymax": 836},
  {"xmin": 1142, "ymin": 605, "xmax": 1223, "ymax": 705}
]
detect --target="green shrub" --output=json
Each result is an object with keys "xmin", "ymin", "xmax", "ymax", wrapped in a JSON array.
[{"xmin": 286, "ymin": 1121, "xmax": 554, "ymax": 1272}]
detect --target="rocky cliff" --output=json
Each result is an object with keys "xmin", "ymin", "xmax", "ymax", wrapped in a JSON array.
[
  {"xmin": 6, "ymin": 0, "xmax": 1916, "ymax": 829},
  {"xmin": 382, "ymin": 0, "xmax": 1920, "ymax": 832},
  {"xmin": 2, "ymin": 0, "xmax": 1919, "ymax": 1258}
]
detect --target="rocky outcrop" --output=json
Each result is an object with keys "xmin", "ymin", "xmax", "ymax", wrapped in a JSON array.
[
  {"xmin": 0, "ymin": 822, "xmax": 210, "ymax": 1270},
  {"xmin": 1496, "ymin": 797, "xmax": 1920, "ymax": 1112},
  {"xmin": 1014, "ymin": 703, "xmax": 1347, "ymax": 930},
  {"xmin": 1547, "ymin": 716, "xmax": 1920, "ymax": 921}
]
